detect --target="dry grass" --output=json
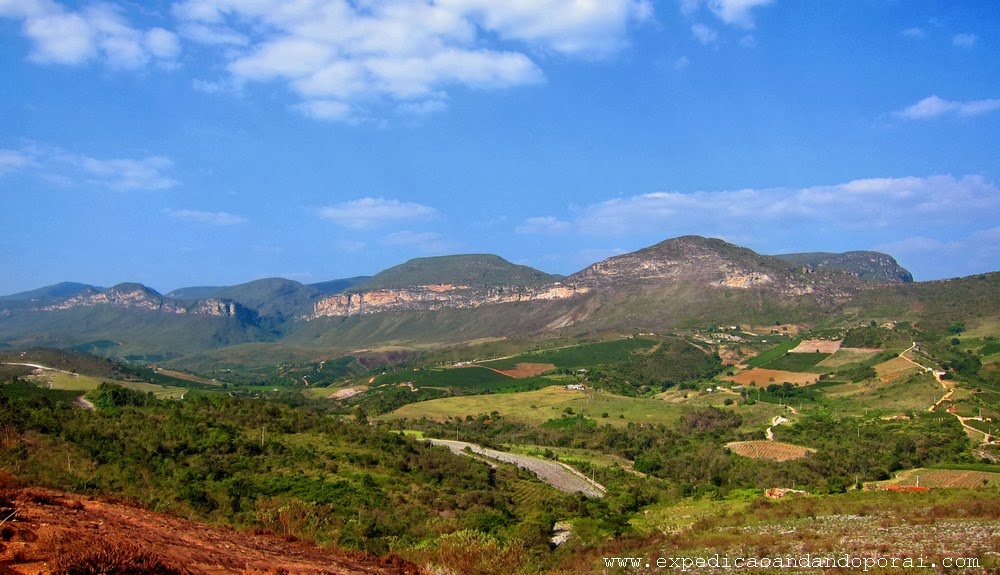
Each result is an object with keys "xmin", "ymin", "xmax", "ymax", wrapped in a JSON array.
[{"xmin": 48, "ymin": 536, "xmax": 186, "ymax": 575}]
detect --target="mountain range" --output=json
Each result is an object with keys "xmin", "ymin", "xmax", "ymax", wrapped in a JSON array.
[{"xmin": 1, "ymin": 235, "xmax": 988, "ymax": 363}]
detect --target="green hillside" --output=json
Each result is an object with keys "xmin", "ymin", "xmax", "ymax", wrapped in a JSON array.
[{"xmin": 357, "ymin": 254, "xmax": 558, "ymax": 290}]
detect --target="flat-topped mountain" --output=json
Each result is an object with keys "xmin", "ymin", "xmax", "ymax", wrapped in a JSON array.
[
  {"xmin": 773, "ymin": 251, "xmax": 913, "ymax": 283},
  {"xmin": 356, "ymin": 254, "xmax": 559, "ymax": 290}
]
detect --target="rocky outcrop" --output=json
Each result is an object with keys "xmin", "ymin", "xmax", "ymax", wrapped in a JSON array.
[
  {"xmin": 309, "ymin": 283, "xmax": 590, "ymax": 318},
  {"xmin": 38, "ymin": 283, "xmax": 254, "ymax": 320}
]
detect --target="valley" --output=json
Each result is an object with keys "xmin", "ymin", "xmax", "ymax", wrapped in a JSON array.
[{"xmin": 1, "ymin": 236, "xmax": 998, "ymax": 573}]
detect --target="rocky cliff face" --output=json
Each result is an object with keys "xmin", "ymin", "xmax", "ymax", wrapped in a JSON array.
[
  {"xmin": 310, "ymin": 283, "xmax": 589, "ymax": 318},
  {"xmin": 307, "ymin": 237, "xmax": 888, "ymax": 319},
  {"xmin": 567, "ymin": 236, "xmax": 870, "ymax": 304},
  {"xmin": 38, "ymin": 284, "xmax": 254, "ymax": 319}
]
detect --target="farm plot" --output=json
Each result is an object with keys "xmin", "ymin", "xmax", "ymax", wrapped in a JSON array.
[
  {"xmin": 890, "ymin": 468, "xmax": 1000, "ymax": 488},
  {"xmin": 727, "ymin": 368, "xmax": 821, "ymax": 387},
  {"xmin": 817, "ymin": 347, "xmax": 884, "ymax": 369},
  {"xmin": 790, "ymin": 339, "xmax": 842, "ymax": 354},
  {"xmin": 492, "ymin": 362, "xmax": 556, "ymax": 378},
  {"xmin": 725, "ymin": 440, "xmax": 816, "ymax": 461}
]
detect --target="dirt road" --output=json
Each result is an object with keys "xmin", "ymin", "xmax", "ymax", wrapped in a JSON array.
[{"xmin": 424, "ymin": 439, "xmax": 605, "ymax": 498}]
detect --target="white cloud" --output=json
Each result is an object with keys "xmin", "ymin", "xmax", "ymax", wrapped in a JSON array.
[
  {"xmin": 515, "ymin": 174, "xmax": 1000, "ymax": 279},
  {"xmin": 0, "ymin": 144, "xmax": 178, "ymax": 191},
  {"xmin": 0, "ymin": 149, "xmax": 31, "ymax": 174},
  {"xmin": 319, "ymin": 197, "xmax": 437, "ymax": 229},
  {"xmin": 75, "ymin": 155, "xmax": 177, "ymax": 191},
  {"xmin": 517, "ymin": 175, "xmax": 1000, "ymax": 239},
  {"xmin": 952, "ymin": 33, "xmax": 977, "ymax": 48},
  {"xmin": 895, "ymin": 95, "xmax": 1000, "ymax": 120},
  {"xmin": 691, "ymin": 23, "xmax": 718, "ymax": 45},
  {"xmin": 2, "ymin": 1, "xmax": 180, "ymax": 69},
  {"xmin": 515, "ymin": 216, "xmax": 572, "ymax": 235},
  {"xmin": 900, "ymin": 27, "xmax": 925, "ymax": 39},
  {"xmin": 165, "ymin": 209, "xmax": 247, "ymax": 225},
  {"xmin": 173, "ymin": 0, "xmax": 650, "ymax": 121},
  {"xmin": 682, "ymin": 0, "xmax": 774, "ymax": 28}
]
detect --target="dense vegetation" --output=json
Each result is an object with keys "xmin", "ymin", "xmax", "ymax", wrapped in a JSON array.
[{"xmin": 2, "ymin": 285, "xmax": 999, "ymax": 573}]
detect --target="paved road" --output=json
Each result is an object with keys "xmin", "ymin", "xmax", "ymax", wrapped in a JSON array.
[{"xmin": 424, "ymin": 438, "xmax": 605, "ymax": 498}]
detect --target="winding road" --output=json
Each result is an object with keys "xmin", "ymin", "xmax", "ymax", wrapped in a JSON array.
[
  {"xmin": 424, "ymin": 438, "xmax": 605, "ymax": 498},
  {"xmin": 899, "ymin": 343, "xmax": 992, "ymax": 444}
]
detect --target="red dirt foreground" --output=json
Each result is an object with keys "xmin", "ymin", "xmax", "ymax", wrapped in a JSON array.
[{"xmin": 0, "ymin": 488, "xmax": 421, "ymax": 575}]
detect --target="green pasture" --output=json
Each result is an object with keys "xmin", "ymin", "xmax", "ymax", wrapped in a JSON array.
[
  {"xmin": 386, "ymin": 386, "xmax": 681, "ymax": 426},
  {"xmin": 386, "ymin": 385, "xmax": 788, "ymax": 430},
  {"xmin": 30, "ymin": 371, "xmax": 187, "ymax": 399},
  {"xmin": 477, "ymin": 337, "xmax": 656, "ymax": 371}
]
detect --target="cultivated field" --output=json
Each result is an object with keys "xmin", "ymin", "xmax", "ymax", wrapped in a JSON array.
[
  {"xmin": 727, "ymin": 368, "xmax": 821, "ymax": 386},
  {"xmin": 491, "ymin": 362, "xmax": 556, "ymax": 378},
  {"xmin": 887, "ymin": 468, "xmax": 1000, "ymax": 489},
  {"xmin": 725, "ymin": 440, "xmax": 816, "ymax": 461},
  {"xmin": 816, "ymin": 347, "xmax": 884, "ymax": 368},
  {"xmin": 790, "ymin": 339, "xmax": 842, "ymax": 354}
]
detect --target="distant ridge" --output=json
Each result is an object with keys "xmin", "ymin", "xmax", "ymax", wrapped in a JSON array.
[
  {"xmin": 166, "ymin": 286, "xmax": 225, "ymax": 300},
  {"xmin": 774, "ymin": 251, "xmax": 913, "ymax": 283},
  {"xmin": 0, "ymin": 282, "xmax": 98, "ymax": 302},
  {"xmin": 1, "ymin": 236, "xmax": 959, "ymax": 361}
]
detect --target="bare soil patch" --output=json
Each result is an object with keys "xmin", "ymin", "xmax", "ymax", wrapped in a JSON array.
[
  {"xmin": 330, "ymin": 387, "xmax": 364, "ymax": 400},
  {"xmin": 789, "ymin": 339, "xmax": 842, "ymax": 354},
  {"xmin": 0, "ymin": 487, "xmax": 420, "ymax": 575},
  {"xmin": 726, "ymin": 440, "xmax": 816, "ymax": 462},
  {"xmin": 496, "ymin": 363, "xmax": 556, "ymax": 379},
  {"xmin": 727, "ymin": 368, "xmax": 820, "ymax": 386}
]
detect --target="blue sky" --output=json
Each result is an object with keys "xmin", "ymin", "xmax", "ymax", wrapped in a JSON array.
[{"xmin": 1, "ymin": 0, "xmax": 998, "ymax": 295}]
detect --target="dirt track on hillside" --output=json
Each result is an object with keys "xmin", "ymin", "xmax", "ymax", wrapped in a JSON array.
[{"xmin": 0, "ymin": 487, "xmax": 420, "ymax": 575}]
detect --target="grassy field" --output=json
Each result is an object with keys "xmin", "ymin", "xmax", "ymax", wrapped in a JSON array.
[
  {"xmin": 875, "ymin": 356, "xmax": 923, "ymax": 382},
  {"xmin": 814, "ymin": 371, "xmax": 943, "ymax": 416},
  {"xmin": 386, "ymin": 386, "xmax": 686, "ymax": 426},
  {"xmin": 816, "ymin": 347, "xmax": 883, "ymax": 369},
  {"xmin": 477, "ymin": 337, "xmax": 656, "ymax": 371},
  {"xmin": 28, "ymin": 371, "xmax": 187, "ymax": 399},
  {"xmin": 386, "ymin": 385, "xmax": 788, "ymax": 430}
]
